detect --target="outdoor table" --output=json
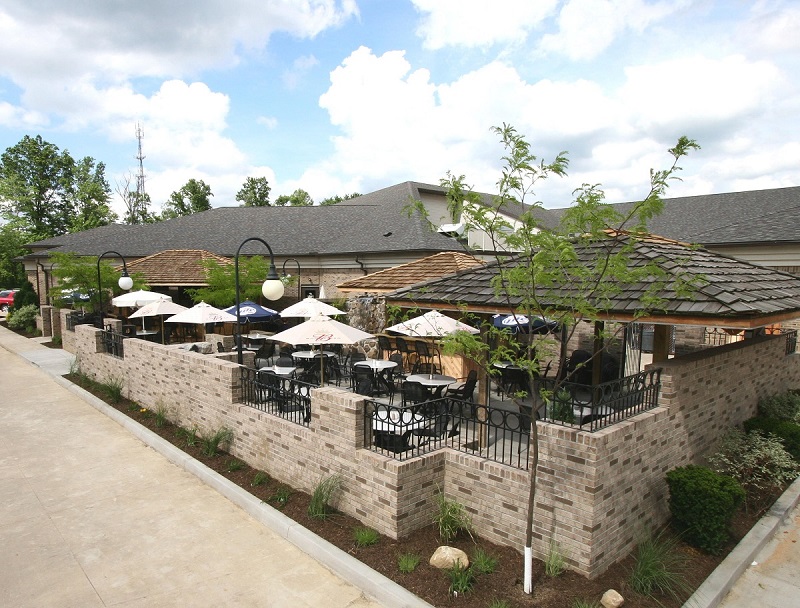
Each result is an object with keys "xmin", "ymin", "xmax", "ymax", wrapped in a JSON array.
[
  {"xmin": 406, "ymin": 373, "xmax": 456, "ymax": 399},
  {"xmin": 372, "ymin": 409, "xmax": 426, "ymax": 433},
  {"xmin": 354, "ymin": 359, "xmax": 398, "ymax": 396},
  {"xmin": 136, "ymin": 329, "xmax": 159, "ymax": 342},
  {"xmin": 292, "ymin": 350, "xmax": 335, "ymax": 360},
  {"xmin": 262, "ymin": 365, "xmax": 295, "ymax": 378}
]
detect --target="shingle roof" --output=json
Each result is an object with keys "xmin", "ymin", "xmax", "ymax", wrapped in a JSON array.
[
  {"xmin": 336, "ymin": 251, "xmax": 485, "ymax": 293},
  {"xmin": 24, "ymin": 183, "xmax": 462, "ymax": 258},
  {"xmin": 387, "ymin": 234, "xmax": 800, "ymax": 328},
  {"xmin": 123, "ymin": 250, "xmax": 232, "ymax": 286},
  {"xmin": 551, "ymin": 186, "xmax": 800, "ymax": 246}
]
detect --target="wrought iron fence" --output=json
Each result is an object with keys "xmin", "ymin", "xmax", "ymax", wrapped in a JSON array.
[
  {"xmin": 66, "ymin": 311, "xmax": 97, "ymax": 332},
  {"xmin": 239, "ymin": 367, "xmax": 312, "ymax": 427},
  {"xmin": 100, "ymin": 326, "xmax": 124, "ymax": 358},
  {"xmin": 538, "ymin": 369, "xmax": 661, "ymax": 432},
  {"xmin": 703, "ymin": 327, "xmax": 743, "ymax": 346},
  {"xmin": 362, "ymin": 369, "xmax": 662, "ymax": 470}
]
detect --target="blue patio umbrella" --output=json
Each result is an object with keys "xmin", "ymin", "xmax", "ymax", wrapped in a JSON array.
[
  {"xmin": 222, "ymin": 300, "xmax": 279, "ymax": 324},
  {"xmin": 492, "ymin": 314, "xmax": 561, "ymax": 334}
]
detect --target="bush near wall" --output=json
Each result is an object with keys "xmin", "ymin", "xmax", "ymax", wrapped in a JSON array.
[
  {"xmin": 666, "ymin": 465, "xmax": 745, "ymax": 554},
  {"xmin": 743, "ymin": 417, "xmax": 800, "ymax": 461}
]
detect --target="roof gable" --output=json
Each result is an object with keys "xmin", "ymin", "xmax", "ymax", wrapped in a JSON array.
[{"xmin": 123, "ymin": 249, "xmax": 232, "ymax": 286}]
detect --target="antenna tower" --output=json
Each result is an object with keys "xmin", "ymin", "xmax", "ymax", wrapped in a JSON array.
[{"xmin": 126, "ymin": 122, "xmax": 147, "ymax": 223}]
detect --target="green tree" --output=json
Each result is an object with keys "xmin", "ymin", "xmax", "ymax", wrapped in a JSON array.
[
  {"xmin": 187, "ymin": 256, "xmax": 289, "ymax": 307},
  {"xmin": 0, "ymin": 220, "xmax": 29, "ymax": 287},
  {"xmin": 319, "ymin": 192, "xmax": 361, "ymax": 206},
  {"xmin": 49, "ymin": 251, "xmax": 146, "ymax": 312},
  {"xmin": 161, "ymin": 178, "xmax": 213, "ymax": 219},
  {"xmin": 412, "ymin": 124, "xmax": 699, "ymax": 593},
  {"xmin": 69, "ymin": 157, "xmax": 118, "ymax": 231},
  {"xmin": 0, "ymin": 135, "xmax": 73, "ymax": 239},
  {"xmin": 236, "ymin": 176, "xmax": 272, "ymax": 207},
  {"xmin": 116, "ymin": 173, "xmax": 157, "ymax": 224},
  {"xmin": 274, "ymin": 188, "xmax": 313, "ymax": 206}
]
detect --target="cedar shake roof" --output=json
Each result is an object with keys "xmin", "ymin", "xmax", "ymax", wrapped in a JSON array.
[
  {"xmin": 122, "ymin": 250, "xmax": 232, "ymax": 286},
  {"xmin": 337, "ymin": 252, "xmax": 485, "ymax": 293},
  {"xmin": 387, "ymin": 234, "xmax": 800, "ymax": 329}
]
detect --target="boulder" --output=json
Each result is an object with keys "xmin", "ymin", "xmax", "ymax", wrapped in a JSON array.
[
  {"xmin": 601, "ymin": 589, "xmax": 624, "ymax": 607},
  {"xmin": 429, "ymin": 546, "xmax": 470, "ymax": 570}
]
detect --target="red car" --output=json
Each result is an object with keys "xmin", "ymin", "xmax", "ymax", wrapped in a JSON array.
[{"xmin": 0, "ymin": 289, "xmax": 18, "ymax": 312}]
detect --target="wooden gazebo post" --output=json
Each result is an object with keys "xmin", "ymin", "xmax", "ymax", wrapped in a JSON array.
[{"xmin": 652, "ymin": 324, "xmax": 672, "ymax": 364}]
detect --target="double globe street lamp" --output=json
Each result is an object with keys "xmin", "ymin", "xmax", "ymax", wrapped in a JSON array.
[
  {"xmin": 234, "ymin": 237, "xmax": 284, "ymax": 365},
  {"xmin": 95, "ymin": 250, "xmax": 133, "ymax": 329}
]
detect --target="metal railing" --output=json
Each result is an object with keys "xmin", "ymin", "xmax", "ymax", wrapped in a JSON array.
[
  {"xmin": 66, "ymin": 311, "xmax": 96, "ymax": 332},
  {"xmin": 362, "ymin": 369, "xmax": 662, "ymax": 470},
  {"xmin": 239, "ymin": 367, "xmax": 313, "ymax": 427},
  {"xmin": 538, "ymin": 369, "xmax": 662, "ymax": 432},
  {"xmin": 100, "ymin": 326, "xmax": 124, "ymax": 358}
]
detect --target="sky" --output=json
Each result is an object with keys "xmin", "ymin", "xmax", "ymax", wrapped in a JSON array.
[{"xmin": 0, "ymin": 0, "xmax": 798, "ymax": 218}]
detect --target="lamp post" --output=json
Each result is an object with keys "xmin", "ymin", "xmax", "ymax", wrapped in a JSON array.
[
  {"xmin": 282, "ymin": 258, "xmax": 301, "ymax": 300},
  {"xmin": 235, "ymin": 237, "xmax": 285, "ymax": 365},
  {"xmin": 96, "ymin": 250, "xmax": 133, "ymax": 329}
]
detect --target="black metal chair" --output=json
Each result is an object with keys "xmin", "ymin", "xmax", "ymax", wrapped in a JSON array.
[
  {"xmin": 412, "ymin": 400, "xmax": 455, "ymax": 446},
  {"xmin": 401, "ymin": 380, "xmax": 430, "ymax": 409},
  {"xmin": 377, "ymin": 334, "xmax": 397, "ymax": 359},
  {"xmin": 446, "ymin": 369, "xmax": 478, "ymax": 402},
  {"xmin": 413, "ymin": 340, "xmax": 441, "ymax": 374},
  {"xmin": 394, "ymin": 336, "xmax": 415, "ymax": 373},
  {"xmin": 353, "ymin": 366, "xmax": 375, "ymax": 396}
]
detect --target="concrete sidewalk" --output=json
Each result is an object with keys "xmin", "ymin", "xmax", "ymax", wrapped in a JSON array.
[
  {"xmin": 3, "ymin": 326, "xmax": 800, "ymax": 608},
  {"xmin": 0, "ymin": 327, "xmax": 429, "ymax": 608}
]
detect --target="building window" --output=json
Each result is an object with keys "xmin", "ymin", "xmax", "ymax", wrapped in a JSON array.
[{"xmin": 301, "ymin": 285, "xmax": 319, "ymax": 299}]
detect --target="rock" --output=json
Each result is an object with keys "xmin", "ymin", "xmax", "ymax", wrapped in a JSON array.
[
  {"xmin": 600, "ymin": 589, "xmax": 624, "ymax": 607},
  {"xmin": 429, "ymin": 546, "xmax": 470, "ymax": 570}
]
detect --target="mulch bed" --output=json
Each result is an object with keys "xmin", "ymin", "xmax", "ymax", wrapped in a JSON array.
[{"xmin": 9, "ymin": 322, "xmax": 775, "ymax": 607}]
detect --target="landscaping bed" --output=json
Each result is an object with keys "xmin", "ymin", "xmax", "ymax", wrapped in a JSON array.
[{"xmin": 57, "ymin": 364, "xmax": 784, "ymax": 608}]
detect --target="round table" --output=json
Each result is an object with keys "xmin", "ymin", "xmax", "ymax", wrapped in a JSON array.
[
  {"xmin": 292, "ymin": 350, "xmax": 335, "ymax": 360},
  {"xmin": 406, "ymin": 373, "xmax": 456, "ymax": 388},
  {"xmin": 354, "ymin": 359, "xmax": 398, "ymax": 372}
]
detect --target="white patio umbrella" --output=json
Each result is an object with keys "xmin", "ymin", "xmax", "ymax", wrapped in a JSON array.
[
  {"xmin": 165, "ymin": 301, "xmax": 238, "ymax": 339},
  {"xmin": 280, "ymin": 295, "xmax": 342, "ymax": 318},
  {"xmin": 268, "ymin": 312, "xmax": 373, "ymax": 384},
  {"xmin": 385, "ymin": 310, "xmax": 479, "ymax": 337},
  {"xmin": 128, "ymin": 298, "xmax": 187, "ymax": 343},
  {"xmin": 112, "ymin": 289, "xmax": 172, "ymax": 308}
]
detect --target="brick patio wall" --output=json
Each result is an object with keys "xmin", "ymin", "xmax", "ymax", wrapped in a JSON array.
[{"xmin": 68, "ymin": 322, "xmax": 800, "ymax": 579}]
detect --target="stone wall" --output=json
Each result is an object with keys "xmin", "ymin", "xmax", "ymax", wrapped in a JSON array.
[{"xmin": 67, "ymin": 322, "xmax": 800, "ymax": 579}]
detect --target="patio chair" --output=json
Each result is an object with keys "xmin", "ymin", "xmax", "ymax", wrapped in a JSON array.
[
  {"xmin": 401, "ymin": 380, "xmax": 430, "ymax": 409},
  {"xmin": 377, "ymin": 334, "xmax": 397, "ymax": 359},
  {"xmin": 413, "ymin": 340, "xmax": 441, "ymax": 374},
  {"xmin": 498, "ymin": 366, "xmax": 529, "ymax": 399},
  {"xmin": 388, "ymin": 353, "xmax": 406, "ymax": 381},
  {"xmin": 353, "ymin": 366, "xmax": 375, "ymax": 396},
  {"xmin": 216, "ymin": 342, "xmax": 225, "ymax": 353},
  {"xmin": 394, "ymin": 336, "xmax": 416, "ymax": 373},
  {"xmin": 445, "ymin": 370, "xmax": 478, "ymax": 402},
  {"xmin": 412, "ymin": 401, "xmax": 454, "ymax": 447}
]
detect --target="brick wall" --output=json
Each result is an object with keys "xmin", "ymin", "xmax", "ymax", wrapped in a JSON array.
[{"xmin": 67, "ymin": 321, "xmax": 800, "ymax": 579}]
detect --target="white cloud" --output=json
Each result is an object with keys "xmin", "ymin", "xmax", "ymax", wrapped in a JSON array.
[
  {"xmin": 412, "ymin": 0, "xmax": 557, "ymax": 49},
  {"xmin": 257, "ymin": 116, "xmax": 279, "ymax": 129},
  {"xmin": 538, "ymin": 0, "xmax": 687, "ymax": 61},
  {"xmin": 739, "ymin": 3, "xmax": 800, "ymax": 54},
  {"xmin": 283, "ymin": 54, "xmax": 321, "ymax": 90}
]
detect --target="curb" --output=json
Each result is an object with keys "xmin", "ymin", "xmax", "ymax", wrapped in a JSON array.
[
  {"xmin": 51, "ymin": 374, "xmax": 434, "ymax": 608},
  {"xmin": 682, "ymin": 475, "xmax": 800, "ymax": 608}
]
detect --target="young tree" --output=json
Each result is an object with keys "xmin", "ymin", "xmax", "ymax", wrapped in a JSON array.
[
  {"xmin": 413, "ymin": 124, "xmax": 699, "ymax": 593},
  {"xmin": 236, "ymin": 176, "xmax": 272, "ymax": 207},
  {"xmin": 49, "ymin": 251, "xmax": 146, "ymax": 312},
  {"xmin": 161, "ymin": 178, "xmax": 213, "ymax": 219},
  {"xmin": 0, "ymin": 220, "xmax": 29, "ymax": 287},
  {"xmin": 274, "ymin": 188, "xmax": 313, "ymax": 206},
  {"xmin": 187, "ymin": 256, "xmax": 290, "ymax": 307}
]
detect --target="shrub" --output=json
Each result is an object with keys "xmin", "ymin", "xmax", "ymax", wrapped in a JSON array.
[
  {"xmin": 744, "ymin": 417, "xmax": 800, "ymax": 461},
  {"xmin": 758, "ymin": 392, "xmax": 800, "ymax": 423},
  {"xmin": 199, "ymin": 427, "xmax": 233, "ymax": 457},
  {"xmin": 666, "ymin": 465, "xmax": 744, "ymax": 554},
  {"xmin": 544, "ymin": 539, "xmax": 566, "ymax": 577},
  {"xmin": 269, "ymin": 485, "xmax": 292, "ymax": 509},
  {"xmin": 308, "ymin": 474, "xmax": 341, "ymax": 519},
  {"xmin": 709, "ymin": 428, "xmax": 800, "ymax": 512},
  {"xmin": 101, "ymin": 374, "xmax": 125, "ymax": 403},
  {"xmin": 353, "ymin": 526, "xmax": 380, "ymax": 547},
  {"xmin": 433, "ymin": 491, "xmax": 474, "ymax": 543},
  {"xmin": 398, "ymin": 552, "xmax": 421, "ymax": 573},
  {"xmin": 471, "ymin": 547, "xmax": 498, "ymax": 574},
  {"xmin": 446, "ymin": 563, "xmax": 474, "ymax": 596},
  {"xmin": 628, "ymin": 531, "xmax": 690, "ymax": 600},
  {"xmin": 251, "ymin": 471, "xmax": 270, "ymax": 487},
  {"xmin": 7, "ymin": 304, "xmax": 38, "ymax": 331}
]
